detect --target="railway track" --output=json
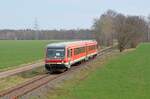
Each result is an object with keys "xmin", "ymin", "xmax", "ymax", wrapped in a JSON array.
[
  {"xmin": 0, "ymin": 61, "xmax": 44, "ymax": 79},
  {"xmin": 0, "ymin": 46, "xmax": 116, "ymax": 99}
]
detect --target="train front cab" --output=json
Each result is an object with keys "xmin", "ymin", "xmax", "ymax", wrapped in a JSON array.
[{"xmin": 45, "ymin": 46, "xmax": 68, "ymax": 73}]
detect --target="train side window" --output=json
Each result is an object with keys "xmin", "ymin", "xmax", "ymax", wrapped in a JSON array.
[
  {"xmin": 89, "ymin": 45, "xmax": 96, "ymax": 51},
  {"xmin": 74, "ymin": 47, "xmax": 85, "ymax": 55}
]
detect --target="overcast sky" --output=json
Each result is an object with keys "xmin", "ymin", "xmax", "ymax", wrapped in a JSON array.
[{"xmin": 0, "ymin": 0, "xmax": 149, "ymax": 30}]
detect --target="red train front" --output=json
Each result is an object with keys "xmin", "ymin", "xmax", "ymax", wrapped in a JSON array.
[{"xmin": 45, "ymin": 40, "xmax": 98, "ymax": 73}]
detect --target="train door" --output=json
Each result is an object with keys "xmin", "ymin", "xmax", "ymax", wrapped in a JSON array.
[
  {"xmin": 85, "ymin": 46, "xmax": 88, "ymax": 61},
  {"xmin": 67, "ymin": 48, "xmax": 72, "ymax": 68},
  {"xmin": 85, "ymin": 46, "xmax": 88, "ymax": 56}
]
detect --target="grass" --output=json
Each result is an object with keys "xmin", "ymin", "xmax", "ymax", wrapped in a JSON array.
[
  {"xmin": 46, "ymin": 43, "xmax": 150, "ymax": 99},
  {"xmin": 0, "ymin": 40, "xmax": 59, "ymax": 70}
]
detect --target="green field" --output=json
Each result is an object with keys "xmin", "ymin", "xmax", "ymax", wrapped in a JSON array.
[
  {"xmin": 48, "ymin": 43, "xmax": 150, "ymax": 99},
  {"xmin": 0, "ymin": 40, "xmax": 58, "ymax": 70}
]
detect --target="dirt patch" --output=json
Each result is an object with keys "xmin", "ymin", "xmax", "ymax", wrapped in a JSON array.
[{"xmin": 124, "ymin": 48, "xmax": 136, "ymax": 52}]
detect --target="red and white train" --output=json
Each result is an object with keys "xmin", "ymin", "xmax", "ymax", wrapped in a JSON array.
[{"xmin": 45, "ymin": 40, "xmax": 98, "ymax": 73}]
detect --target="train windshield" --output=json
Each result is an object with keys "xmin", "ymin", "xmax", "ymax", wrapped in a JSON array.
[{"xmin": 47, "ymin": 48, "xmax": 65, "ymax": 59}]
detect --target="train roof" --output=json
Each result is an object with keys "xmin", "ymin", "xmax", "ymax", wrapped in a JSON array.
[{"xmin": 47, "ymin": 40, "xmax": 97, "ymax": 48}]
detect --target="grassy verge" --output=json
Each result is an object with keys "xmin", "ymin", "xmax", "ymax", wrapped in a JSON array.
[
  {"xmin": 0, "ymin": 67, "xmax": 45, "ymax": 91},
  {"xmin": 45, "ymin": 43, "xmax": 150, "ymax": 99}
]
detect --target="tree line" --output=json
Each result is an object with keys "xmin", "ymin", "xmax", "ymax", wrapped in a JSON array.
[
  {"xmin": 93, "ymin": 10, "xmax": 150, "ymax": 52},
  {"xmin": 0, "ymin": 29, "xmax": 95, "ymax": 40}
]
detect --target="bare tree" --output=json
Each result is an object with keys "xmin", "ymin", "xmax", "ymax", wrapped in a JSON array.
[
  {"xmin": 93, "ymin": 10, "xmax": 117, "ymax": 46},
  {"xmin": 114, "ymin": 15, "xmax": 148, "ymax": 52},
  {"xmin": 93, "ymin": 18, "xmax": 102, "ymax": 45},
  {"xmin": 127, "ymin": 16, "xmax": 148, "ymax": 47},
  {"xmin": 148, "ymin": 15, "xmax": 150, "ymax": 42},
  {"xmin": 114, "ymin": 14, "xmax": 127, "ymax": 52}
]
